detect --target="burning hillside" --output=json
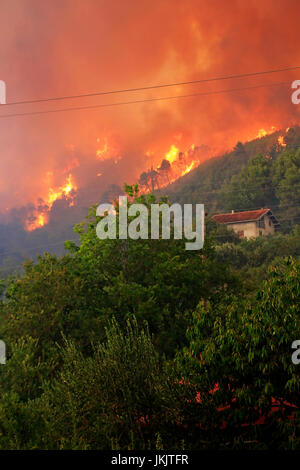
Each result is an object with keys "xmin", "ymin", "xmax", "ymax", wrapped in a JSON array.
[
  {"xmin": 138, "ymin": 143, "xmax": 207, "ymax": 192},
  {"xmin": 25, "ymin": 174, "xmax": 77, "ymax": 231},
  {"xmin": 11, "ymin": 124, "xmax": 291, "ymax": 231},
  {"xmin": 1, "ymin": 1, "xmax": 300, "ymax": 230}
]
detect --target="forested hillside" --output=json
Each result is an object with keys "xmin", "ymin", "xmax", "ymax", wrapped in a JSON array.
[
  {"xmin": 1, "ymin": 127, "xmax": 300, "ymax": 277},
  {"xmin": 162, "ymin": 126, "xmax": 300, "ymax": 232}
]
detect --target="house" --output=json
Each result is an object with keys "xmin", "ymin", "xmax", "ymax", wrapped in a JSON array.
[{"xmin": 212, "ymin": 208, "xmax": 280, "ymax": 239}]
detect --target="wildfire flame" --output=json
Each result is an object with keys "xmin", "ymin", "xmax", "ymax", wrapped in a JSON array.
[
  {"xmin": 138, "ymin": 143, "xmax": 201, "ymax": 193},
  {"xmin": 47, "ymin": 174, "xmax": 76, "ymax": 205},
  {"xmin": 165, "ymin": 144, "xmax": 179, "ymax": 164},
  {"xmin": 278, "ymin": 135, "xmax": 287, "ymax": 147},
  {"xmin": 26, "ymin": 174, "xmax": 77, "ymax": 231},
  {"xmin": 96, "ymin": 136, "xmax": 121, "ymax": 162},
  {"xmin": 24, "ymin": 125, "xmax": 291, "ymax": 231},
  {"xmin": 96, "ymin": 141, "xmax": 109, "ymax": 160},
  {"xmin": 256, "ymin": 126, "xmax": 276, "ymax": 139},
  {"xmin": 181, "ymin": 160, "xmax": 195, "ymax": 176}
]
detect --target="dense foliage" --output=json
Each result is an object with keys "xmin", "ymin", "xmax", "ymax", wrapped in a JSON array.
[{"xmin": 0, "ymin": 148, "xmax": 299, "ymax": 449}]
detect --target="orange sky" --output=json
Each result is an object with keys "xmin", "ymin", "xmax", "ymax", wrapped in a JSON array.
[{"xmin": 0, "ymin": 0, "xmax": 300, "ymax": 212}]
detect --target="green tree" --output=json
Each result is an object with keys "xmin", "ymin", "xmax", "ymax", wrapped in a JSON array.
[
  {"xmin": 273, "ymin": 148, "xmax": 300, "ymax": 225},
  {"xmin": 35, "ymin": 318, "xmax": 183, "ymax": 450},
  {"xmin": 179, "ymin": 257, "xmax": 300, "ymax": 449},
  {"xmin": 220, "ymin": 154, "xmax": 277, "ymax": 211}
]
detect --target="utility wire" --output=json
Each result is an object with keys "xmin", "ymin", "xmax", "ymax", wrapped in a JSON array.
[
  {"xmin": 0, "ymin": 80, "xmax": 292, "ymax": 119},
  {"xmin": 1, "ymin": 65, "xmax": 299, "ymax": 108}
]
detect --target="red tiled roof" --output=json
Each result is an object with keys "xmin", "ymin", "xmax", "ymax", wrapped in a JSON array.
[{"xmin": 212, "ymin": 208, "xmax": 270, "ymax": 224}]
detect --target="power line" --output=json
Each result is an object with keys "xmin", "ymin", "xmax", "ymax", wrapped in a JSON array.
[
  {"xmin": 0, "ymin": 80, "xmax": 292, "ymax": 119},
  {"xmin": 2, "ymin": 65, "xmax": 300, "ymax": 108}
]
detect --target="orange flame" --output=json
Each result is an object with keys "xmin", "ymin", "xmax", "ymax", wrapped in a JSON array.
[
  {"xmin": 26, "ymin": 174, "xmax": 77, "ymax": 231},
  {"xmin": 256, "ymin": 126, "xmax": 276, "ymax": 139},
  {"xmin": 28, "ymin": 213, "xmax": 47, "ymax": 231},
  {"xmin": 25, "ymin": 124, "xmax": 289, "ymax": 231},
  {"xmin": 96, "ymin": 136, "xmax": 121, "ymax": 162},
  {"xmin": 278, "ymin": 135, "xmax": 286, "ymax": 147},
  {"xmin": 165, "ymin": 144, "xmax": 179, "ymax": 164},
  {"xmin": 181, "ymin": 160, "xmax": 195, "ymax": 176}
]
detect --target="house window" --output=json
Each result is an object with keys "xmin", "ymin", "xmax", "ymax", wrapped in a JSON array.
[
  {"xmin": 237, "ymin": 230, "xmax": 244, "ymax": 238},
  {"xmin": 258, "ymin": 218, "xmax": 265, "ymax": 229}
]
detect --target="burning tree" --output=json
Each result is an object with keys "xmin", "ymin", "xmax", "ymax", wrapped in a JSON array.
[{"xmin": 158, "ymin": 159, "xmax": 171, "ymax": 185}]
